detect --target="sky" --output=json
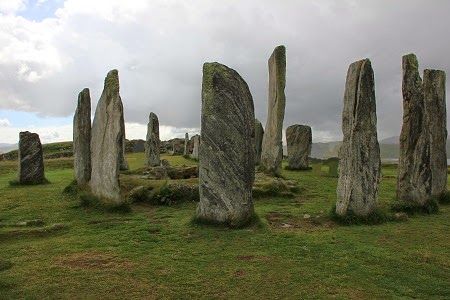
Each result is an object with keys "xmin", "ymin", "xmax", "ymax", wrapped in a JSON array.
[{"xmin": 0, "ymin": 0, "xmax": 449, "ymax": 145}]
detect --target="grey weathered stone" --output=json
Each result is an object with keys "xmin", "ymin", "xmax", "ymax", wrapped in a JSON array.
[
  {"xmin": 145, "ymin": 112, "xmax": 160, "ymax": 167},
  {"xmin": 18, "ymin": 131, "xmax": 45, "ymax": 184},
  {"xmin": 286, "ymin": 124, "xmax": 312, "ymax": 170},
  {"xmin": 73, "ymin": 88, "xmax": 91, "ymax": 185},
  {"xmin": 424, "ymin": 69, "xmax": 447, "ymax": 198},
  {"xmin": 260, "ymin": 45, "xmax": 286, "ymax": 176},
  {"xmin": 254, "ymin": 119, "xmax": 264, "ymax": 165},
  {"xmin": 397, "ymin": 54, "xmax": 432, "ymax": 204},
  {"xmin": 118, "ymin": 105, "xmax": 129, "ymax": 171},
  {"xmin": 183, "ymin": 133, "xmax": 189, "ymax": 156},
  {"xmin": 191, "ymin": 134, "xmax": 200, "ymax": 160},
  {"xmin": 196, "ymin": 62, "xmax": 255, "ymax": 226},
  {"xmin": 336, "ymin": 59, "xmax": 381, "ymax": 217},
  {"xmin": 89, "ymin": 69, "xmax": 123, "ymax": 204}
]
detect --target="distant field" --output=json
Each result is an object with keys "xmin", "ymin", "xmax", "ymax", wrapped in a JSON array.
[{"xmin": 0, "ymin": 153, "xmax": 449, "ymax": 299}]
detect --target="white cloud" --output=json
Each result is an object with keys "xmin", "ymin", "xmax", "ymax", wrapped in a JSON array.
[
  {"xmin": 0, "ymin": 118, "xmax": 11, "ymax": 127},
  {"xmin": 0, "ymin": 0, "xmax": 26, "ymax": 14}
]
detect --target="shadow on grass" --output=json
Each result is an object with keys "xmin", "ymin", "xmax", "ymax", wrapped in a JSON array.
[{"xmin": 191, "ymin": 213, "xmax": 265, "ymax": 230}]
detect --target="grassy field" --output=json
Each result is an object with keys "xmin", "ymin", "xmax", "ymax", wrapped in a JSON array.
[{"xmin": 0, "ymin": 153, "xmax": 449, "ymax": 299}]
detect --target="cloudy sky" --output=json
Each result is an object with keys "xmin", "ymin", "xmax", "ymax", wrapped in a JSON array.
[{"xmin": 0, "ymin": 0, "xmax": 449, "ymax": 145}]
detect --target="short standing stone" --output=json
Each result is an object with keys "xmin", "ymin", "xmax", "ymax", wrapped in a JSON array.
[
  {"xmin": 424, "ymin": 69, "xmax": 447, "ymax": 197},
  {"xmin": 18, "ymin": 131, "xmax": 45, "ymax": 184},
  {"xmin": 73, "ymin": 88, "xmax": 91, "ymax": 185},
  {"xmin": 118, "ymin": 106, "xmax": 129, "ymax": 171},
  {"xmin": 254, "ymin": 119, "xmax": 264, "ymax": 165},
  {"xmin": 336, "ymin": 59, "xmax": 381, "ymax": 217},
  {"xmin": 196, "ymin": 62, "xmax": 255, "ymax": 226},
  {"xmin": 183, "ymin": 133, "xmax": 189, "ymax": 156},
  {"xmin": 89, "ymin": 69, "xmax": 123, "ymax": 204},
  {"xmin": 397, "ymin": 54, "xmax": 432, "ymax": 204},
  {"xmin": 286, "ymin": 124, "xmax": 312, "ymax": 170},
  {"xmin": 191, "ymin": 135, "xmax": 200, "ymax": 160},
  {"xmin": 260, "ymin": 45, "xmax": 286, "ymax": 176},
  {"xmin": 145, "ymin": 112, "xmax": 160, "ymax": 167}
]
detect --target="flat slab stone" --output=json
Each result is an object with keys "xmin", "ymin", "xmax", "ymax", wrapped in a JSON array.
[{"xmin": 286, "ymin": 124, "xmax": 312, "ymax": 170}]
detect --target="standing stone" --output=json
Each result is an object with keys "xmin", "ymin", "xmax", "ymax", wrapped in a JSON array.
[
  {"xmin": 397, "ymin": 54, "xmax": 432, "ymax": 204},
  {"xmin": 18, "ymin": 131, "xmax": 45, "ymax": 184},
  {"xmin": 145, "ymin": 112, "xmax": 160, "ymax": 167},
  {"xmin": 191, "ymin": 135, "xmax": 200, "ymax": 160},
  {"xmin": 73, "ymin": 88, "xmax": 92, "ymax": 185},
  {"xmin": 196, "ymin": 62, "xmax": 255, "ymax": 226},
  {"xmin": 89, "ymin": 69, "xmax": 123, "ymax": 204},
  {"xmin": 254, "ymin": 119, "xmax": 264, "ymax": 165},
  {"xmin": 424, "ymin": 69, "xmax": 447, "ymax": 198},
  {"xmin": 336, "ymin": 59, "xmax": 381, "ymax": 217},
  {"xmin": 286, "ymin": 124, "xmax": 312, "ymax": 170},
  {"xmin": 183, "ymin": 133, "xmax": 189, "ymax": 156},
  {"xmin": 260, "ymin": 45, "xmax": 286, "ymax": 176},
  {"xmin": 118, "ymin": 107, "xmax": 129, "ymax": 171}
]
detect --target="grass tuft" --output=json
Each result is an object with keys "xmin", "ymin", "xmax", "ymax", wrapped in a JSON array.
[
  {"xmin": 192, "ymin": 212, "xmax": 263, "ymax": 229},
  {"xmin": 391, "ymin": 197, "xmax": 439, "ymax": 215},
  {"xmin": 437, "ymin": 191, "xmax": 450, "ymax": 205},
  {"xmin": 78, "ymin": 192, "xmax": 131, "ymax": 213},
  {"xmin": 329, "ymin": 205, "xmax": 388, "ymax": 225}
]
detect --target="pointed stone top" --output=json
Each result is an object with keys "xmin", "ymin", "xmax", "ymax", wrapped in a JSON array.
[
  {"xmin": 104, "ymin": 69, "xmax": 119, "ymax": 94},
  {"xmin": 78, "ymin": 88, "xmax": 90, "ymax": 105},
  {"xmin": 149, "ymin": 112, "xmax": 158, "ymax": 120}
]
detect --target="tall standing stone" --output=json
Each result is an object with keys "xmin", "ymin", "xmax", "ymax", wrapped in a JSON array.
[
  {"xmin": 196, "ymin": 62, "xmax": 255, "ymax": 226},
  {"xmin": 260, "ymin": 45, "xmax": 286, "ymax": 176},
  {"xmin": 18, "ymin": 131, "xmax": 45, "ymax": 184},
  {"xmin": 424, "ymin": 69, "xmax": 447, "ymax": 198},
  {"xmin": 183, "ymin": 133, "xmax": 189, "ymax": 156},
  {"xmin": 336, "ymin": 59, "xmax": 381, "ymax": 217},
  {"xmin": 191, "ymin": 135, "xmax": 200, "ymax": 160},
  {"xmin": 254, "ymin": 119, "xmax": 264, "ymax": 165},
  {"xmin": 118, "ymin": 108, "xmax": 129, "ymax": 171},
  {"xmin": 145, "ymin": 112, "xmax": 160, "ymax": 167},
  {"xmin": 397, "ymin": 54, "xmax": 432, "ymax": 204},
  {"xmin": 73, "ymin": 88, "xmax": 92, "ymax": 185},
  {"xmin": 89, "ymin": 69, "xmax": 123, "ymax": 204},
  {"xmin": 286, "ymin": 124, "xmax": 312, "ymax": 170}
]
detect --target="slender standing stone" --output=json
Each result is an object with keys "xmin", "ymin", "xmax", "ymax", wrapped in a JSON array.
[
  {"xmin": 119, "ymin": 107, "xmax": 129, "ymax": 171},
  {"xmin": 260, "ymin": 45, "xmax": 286, "ymax": 176},
  {"xmin": 286, "ymin": 124, "xmax": 312, "ymax": 170},
  {"xmin": 254, "ymin": 119, "xmax": 264, "ymax": 165},
  {"xmin": 145, "ymin": 112, "xmax": 160, "ymax": 167},
  {"xmin": 397, "ymin": 54, "xmax": 432, "ymax": 204},
  {"xmin": 424, "ymin": 69, "xmax": 447, "ymax": 197},
  {"xmin": 89, "ymin": 69, "xmax": 123, "ymax": 204},
  {"xmin": 196, "ymin": 62, "xmax": 255, "ymax": 226},
  {"xmin": 18, "ymin": 131, "xmax": 45, "ymax": 184},
  {"xmin": 183, "ymin": 133, "xmax": 189, "ymax": 156},
  {"xmin": 336, "ymin": 59, "xmax": 381, "ymax": 217},
  {"xmin": 191, "ymin": 135, "xmax": 200, "ymax": 160},
  {"xmin": 73, "ymin": 88, "xmax": 92, "ymax": 185}
]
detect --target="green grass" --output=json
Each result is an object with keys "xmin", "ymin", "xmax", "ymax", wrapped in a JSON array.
[{"xmin": 0, "ymin": 153, "xmax": 449, "ymax": 299}]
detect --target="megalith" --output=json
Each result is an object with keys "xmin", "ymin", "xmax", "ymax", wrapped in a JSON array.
[
  {"xmin": 89, "ymin": 69, "xmax": 123, "ymax": 204},
  {"xmin": 183, "ymin": 133, "xmax": 189, "ymax": 156},
  {"xmin": 336, "ymin": 59, "xmax": 381, "ymax": 217},
  {"xmin": 424, "ymin": 69, "xmax": 447, "ymax": 198},
  {"xmin": 397, "ymin": 54, "xmax": 432, "ymax": 204},
  {"xmin": 18, "ymin": 131, "xmax": 45, "ymax": 184},
  {"xmin": 254, "ymin": 119, "xmax": 264, "ymax": 165},
  {"xmin": 191, "ymin": 135, "xmax": 200, "ymax": 160},
  {"xmin": 196, "ymin": 62, "xmax": 255, "ymax": 226},
  {"xmin": 145, "ymin": 112, "xmax": 160, "ymax": 167},
  {"xmin": 260, "ymin": 45, "xmax": 286, "ymax": 176},
  {"xmin": 286, "ymin": 124, "xmax": 312, "ymax": 170},
  {"xmin": 118, "ymin": 107, "xmax": 129, "ymax": 171},
  {"xmin": 73, "ymin": 88, "xmax": 92, "ymax": 185}
]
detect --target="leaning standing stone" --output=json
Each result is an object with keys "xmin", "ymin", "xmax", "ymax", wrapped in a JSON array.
[
  {"xmin": 397, "ymin": 54, "xmax": 432, "ymax": 204},
  {"xmin": 18, "ymin": 131, "xmax": 45, "ymax": 184},
  {"xmin": 336, "ymin": 59, "xmax": 381, "ymax": 217},
  {"xmin": 286, "ymin": 124, "xmax": 312, "ymax": 170},
  {"xmin": 260, "ymin": 45, "xmax": 286, "ymax": 176},
  {"xmin": 196, "ymin": 62, "xmax": 255, "ymax": 226},
  {"xmin": 191, "ymin": 135, "xmax": 200, "ymax": 160},
  {"xmin": 145, "ymin": 112, "xmax": 160, "ymax": 167},
  {"xmin": 424, "ymin": 69, "xmax": 447, "ymax": 198},
  {"xmin": 89, "ymin": 69, "xmax": 123, "ymax": 204},
  {"xmin": 183, "ymin": 133, "xmax": 189, "ymax": 156},
  {"xmin": 73, "ymin": 88, "xmax": 91, "ymax": 185},
  {"xmin": 254, "ymin": 119, "xmax": 264, "ymax": 165}
]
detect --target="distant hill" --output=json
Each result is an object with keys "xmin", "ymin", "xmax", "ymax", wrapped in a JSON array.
[
  {"xmin": 380, "ymin": 136, "xmax": 399, "ymax": 144},
  {"xmin": 0, "ymin": 143, "xmax": 17, "ymax": 154}
]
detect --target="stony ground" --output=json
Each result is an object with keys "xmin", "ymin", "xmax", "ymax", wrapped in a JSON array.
[{"xmin": 0, "ymin": 153, "xmax": 449, "ymax": 299}]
